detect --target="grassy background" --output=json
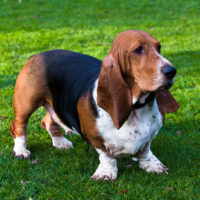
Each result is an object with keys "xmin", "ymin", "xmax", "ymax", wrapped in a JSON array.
[{"xmin": 0, "ymin": 0, "xmax": 200, "ymax": 199}]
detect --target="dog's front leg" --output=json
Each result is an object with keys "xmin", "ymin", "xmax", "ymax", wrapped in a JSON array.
[
  {"xmin": 137, "ymin": 141, "xmax": 168, "ymax": 174},
  {"xmin": 91, "ymin": 149, "xmax": 118, "ymax": 181}
]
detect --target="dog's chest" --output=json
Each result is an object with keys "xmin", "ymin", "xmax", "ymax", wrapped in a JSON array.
[{"xmin": 96, "ymin": 100, "xmax": 162, "ymax": 157}]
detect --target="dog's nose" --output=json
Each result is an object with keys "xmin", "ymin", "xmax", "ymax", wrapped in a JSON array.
[{"xmin": 162, "ymin": 66, "xmax": 176, "ymax": 79}]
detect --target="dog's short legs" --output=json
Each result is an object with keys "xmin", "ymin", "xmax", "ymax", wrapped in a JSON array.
[
  {"xmin": 91, "ymin": 149, "xmax": 118, "ymax": 181},
  {"xmin": 136, "ymin": 141, "xmax": 168, "ymax": 174},
  {"xmin": 41, "ymin": 112, "xmax": 73, "ymax": 149},
  {"xmin": 10, "ymin": 63, "xmax": 48, "ymax": 158},
  {"xmin": 10, "ymin": 96, "xmax": 39, "ymax": 159}
]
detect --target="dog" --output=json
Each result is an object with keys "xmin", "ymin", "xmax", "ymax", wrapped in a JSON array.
[{"xmin": 10, "ymin": 30, "xmax": 180, "ymax": 181}]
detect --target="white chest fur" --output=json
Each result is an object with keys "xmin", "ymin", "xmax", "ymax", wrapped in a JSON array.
[{"xmin": 93, "ymin": 82, "xmax": 163, "ymax": 158}]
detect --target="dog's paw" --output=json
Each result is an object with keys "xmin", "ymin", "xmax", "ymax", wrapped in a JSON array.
[
  {"xmin": 13, "ymin": 148, "xmax": 31, "ymax": 159},
  {"xmin": 52, "ymin": 136, "xmax": 73, "ymax": 150},
  {"xmin": 139, "ymin": 155, "xmax": 168, "ymax": 174},
  {"xmin": 91, "ymin": 164, "xmax": 117, "ymax": 181},
  {"xmin": 13, "ymin": 136, "xmax": 31, "ymax": 159}
]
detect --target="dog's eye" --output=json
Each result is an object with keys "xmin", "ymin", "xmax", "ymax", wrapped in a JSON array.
[{"xmin": 133, "ymin": 46, "xmax": 143, "ymax": 55}]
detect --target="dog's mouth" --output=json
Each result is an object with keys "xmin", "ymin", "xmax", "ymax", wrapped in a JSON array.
[{"xmin": 159, "ymin": 78, "xmax": 174, "ymax": 90}]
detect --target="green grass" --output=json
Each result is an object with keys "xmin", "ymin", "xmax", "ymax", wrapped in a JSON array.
[{"xmin": 0, "ymin": 0, "xmax": 200, "ymax": 199}]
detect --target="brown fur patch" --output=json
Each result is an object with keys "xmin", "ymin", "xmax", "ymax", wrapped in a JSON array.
[
  {"xmin": 155, "ymin": 89, "xmax": 180, "ymax": 123},
  {"xmin": 97, "ymin": 54, "xmax": 132, "ymax": 129},
  {"xmin": 77, "ymin": 91, "xmax": 105, "ymax": 151},
  {"xmin": 10, "ymin": 54, "xmax": 51, "ymax": 138},
  {"xmin": 41, "ymin": 112, "xmax": 63, "ymax": 137},
  {"xmin": 155, "ymin": 89, "xmax": 180, "ymax": 113}
]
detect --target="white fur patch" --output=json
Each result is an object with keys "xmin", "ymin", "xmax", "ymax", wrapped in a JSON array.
[
  {"xmin": 139, "ymin": 151, "xmax": 168, "ymax": 174},
  {"xmin": 13, "ymin": 136, "xmax": 31, "ymax": 158},
  {"xmin": 91, "ymin": 149, "xmax": 118, "ymax": 181},
  {"xmin": 93, "ymin": 81, "xmax": 162, "ymax": 158},
  {"xmin": 52, "ymin": 136, "xmax": 73, "ymax": 149},
  {"xmin": 132, "ymin": 97, "xmax": 138, "ymax": 104}
]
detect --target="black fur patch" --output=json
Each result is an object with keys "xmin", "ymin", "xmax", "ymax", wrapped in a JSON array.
[
  {"xmin": 89, "ymin": 86, "xmax": 99, "ymax": 118},
  {"xmin": 42, "ymin": 50, "xmax": 101, "ymax": 134}
]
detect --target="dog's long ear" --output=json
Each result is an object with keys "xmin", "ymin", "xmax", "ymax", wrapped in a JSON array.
[
  {"xmin": 155, "ymin": 89, "xmax": 180, "ymax": 113},
  {"xmin": 97, "ymin": 54, "xmax": 132, "ymax": 129}
]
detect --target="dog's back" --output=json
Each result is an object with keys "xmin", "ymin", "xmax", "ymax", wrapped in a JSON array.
[{"xmin": 38, "ymin": 50, "xmax": 101, "ymax": 132}]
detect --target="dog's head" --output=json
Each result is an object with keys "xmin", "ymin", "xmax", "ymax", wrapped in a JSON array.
[{"xmin": 97, "ymin": 30, "xmax": 179, "ymax": 128}]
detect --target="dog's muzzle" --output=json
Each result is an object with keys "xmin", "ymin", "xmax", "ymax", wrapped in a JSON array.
[{"xmin": 162, "ymin": 65, "xmax": 176, "ymax": 89}]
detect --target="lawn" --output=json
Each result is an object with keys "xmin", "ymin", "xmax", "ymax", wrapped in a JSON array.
[{"xmin": 0, "ymin": 0, "xmax": 200, "ymax": 199}]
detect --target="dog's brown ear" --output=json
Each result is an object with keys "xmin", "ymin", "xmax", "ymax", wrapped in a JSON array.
[
  {"xmin": 155, "ymin": 89, "xmax": 180, "ymax": 113},
  {"xmin": 97, "ymin": 54, "xmax": 132, "ymax": 129}
]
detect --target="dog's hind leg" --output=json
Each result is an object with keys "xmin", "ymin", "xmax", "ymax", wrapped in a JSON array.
[
  {"xmin": 10, "ymin": 100, "xmax": 35, "ymax": 159},
  {"xmin": 41, "ymin": 111, "xmax": 73, "ymax": 150},
  {"xmin": 10, "ymin": 65, "xmax": 45, "ymax": 158},
  {"xmin": 10, "ymin": 56, "xmax": 50, "ymax": 158}
]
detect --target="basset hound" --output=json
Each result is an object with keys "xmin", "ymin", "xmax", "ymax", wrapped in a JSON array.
[{"xmin": 10, "ymin": 30, "xmax": 180, "ymax": 181}]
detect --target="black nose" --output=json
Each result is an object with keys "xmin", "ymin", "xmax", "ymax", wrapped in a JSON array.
[{"xmin": 162, "ymin": 66, "xmax": 176, "ymax": 79}]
